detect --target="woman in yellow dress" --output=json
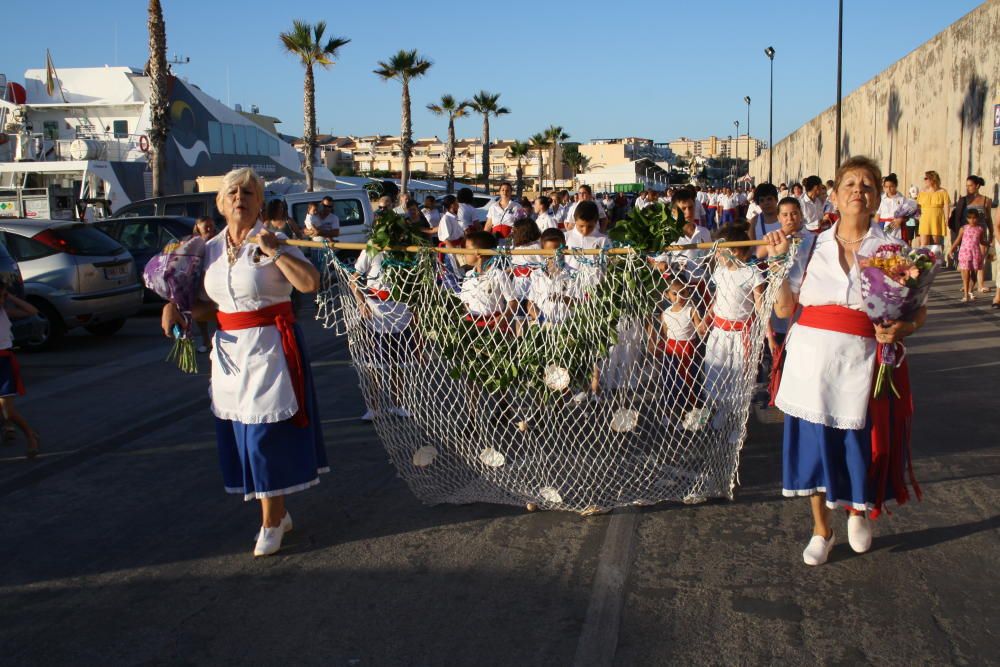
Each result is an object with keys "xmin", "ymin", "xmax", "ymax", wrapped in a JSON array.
[{"xmin": 916, "ymin": 170, "xmax": 951, "ymax": 248}]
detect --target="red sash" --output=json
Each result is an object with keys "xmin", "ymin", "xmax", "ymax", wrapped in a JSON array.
[
  {"xmin": 512, "ymin": 266, "xmax": 533, "ymax": 278},
  {"xmin": 493, "ymin": 224, "xmax": 513, "ymax": 239},
  {"xmin": 216, "ymin": 302, "xmax": 308, "ymax": 428},
  {"xmin": 463, "ymin": 312, "xmax": 511, "ymax": 332},
  {"xmin": 795, "ymin": 305, "xmax": 920, "ymax": 519},
  {"xmin": 0, "ymin": 349, "xmax": 25, "ymax": 395},
  {"xmin": 367, "ymin": 287, "xmax": 391, "ymax": 301}
]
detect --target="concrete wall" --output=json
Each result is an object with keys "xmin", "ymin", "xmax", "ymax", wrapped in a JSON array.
[{"xmin": 750, "ymin": 1, "xmax": 1000, "ymax": 203}]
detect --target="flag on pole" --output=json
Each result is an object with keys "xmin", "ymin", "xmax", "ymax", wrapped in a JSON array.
[{"xmin": 45, "ymin": 49, "xmax": 58, "ymax": 98}]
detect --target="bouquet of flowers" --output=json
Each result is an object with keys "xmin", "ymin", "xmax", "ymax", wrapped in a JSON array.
[
  {"xmin": 858, "ymin": 243, "xmax": 940, "ymax": 397},
  {"xmin": 143, "ymin": 236, "xmax": 207, "ymax": 373}
]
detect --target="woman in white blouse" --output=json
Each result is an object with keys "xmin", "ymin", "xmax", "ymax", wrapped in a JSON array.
[
  {"xmin": 161, "ymin": 168, "xmax": 325, "ymax": 557},
  {"xmin": 764, "ymin": 156, "xmax": 926, "ymax": 566}
]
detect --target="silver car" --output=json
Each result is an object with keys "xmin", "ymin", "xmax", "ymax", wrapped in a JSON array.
[{"xmin": 0, "ymin": 220, "xmax": 143, "ymax": 349}]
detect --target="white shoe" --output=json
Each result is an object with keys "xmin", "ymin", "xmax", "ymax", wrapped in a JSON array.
[
  {"xmin": 390, "ymin": 406, "xmax": 411, "ymax": 418},
  {"xmin": 196, "ymin": 344, "xmax": 209, "ymax": 354},
  {"xmin": 802, "ymin": 531, "xmax": 835, "ymax": 566},
  {"xmin": 253, "ymin": 511, "xmax": 293, "ymax": 542},
  {"xmin": 254, "ymin": 512, "xmax": 292, "ymax": 557},
  {"xmin": 361, "ymin": 409, "xmax": 376, "ymax": 421},
  {"xmin": 847, "ymin": 514, "xmax": 872, "ymax": 553}
]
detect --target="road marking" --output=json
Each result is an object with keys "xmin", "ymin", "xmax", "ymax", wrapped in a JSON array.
[
  {"xmin": 573, "ymin": 508, "xmax": 640, "ymax": 667},
  {"xmin": 23, "ymin": 347, "xmax": 171, "ymax": 405},
  {"xmin": 928, "ymin": 360, "xmax": 1000, "ymax": 373}
]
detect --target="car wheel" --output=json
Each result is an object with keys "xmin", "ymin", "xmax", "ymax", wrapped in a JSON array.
[
  {"xmin": 23, "ymin": 299, "xmax": 65, "ymax": 352},
  {"xmin": 84, "ymin": 318, "xmax": 127, "ymax": 336}
]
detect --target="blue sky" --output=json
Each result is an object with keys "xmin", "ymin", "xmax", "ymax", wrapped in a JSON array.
[{"xmin": 4, "ymin": 0, "xmax": 983, "ymax": 146}]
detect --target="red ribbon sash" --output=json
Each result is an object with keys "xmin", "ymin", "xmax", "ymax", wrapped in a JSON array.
[
  {"xmin": 0, "ymin": 349, "xmax": 25, "ymax": 395},
  {"xmin": 794, "ymin": 304, "xmax": 920, "ymax": 519},
  {"xmin": 463, "ymin": 312, "xmax": 511, "ymax": 332},
  {"xmin": 712, "ymin": 315, "xmax": 754, "ymax": 361},
  {"xmin": 367, "ymin": 287, "xmax": 391, "ymax": 301},
  {"xmin": 512, "ymin": 266, "xmax": 533, "ymax": 278},
  {"xmin": 493, "ymin": 224, "xmax": 513, "ymax": 238},
  {"xmin": 216, "ymin": 302, "xmax": 308, "ymax": 428}
]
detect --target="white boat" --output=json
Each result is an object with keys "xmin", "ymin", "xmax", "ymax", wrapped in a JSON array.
[{"xmin": 0, "ymin": 65, "xmax": 337, "ymax": 217}]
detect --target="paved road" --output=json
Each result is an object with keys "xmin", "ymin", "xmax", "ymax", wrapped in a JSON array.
[{"xmin": 2, "ymin": 272, "xmax": 997, "ymax": 665}]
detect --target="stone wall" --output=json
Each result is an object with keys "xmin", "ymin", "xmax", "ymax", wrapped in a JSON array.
[{"xmin": 750, "ymin": 0, "xmax": 1000, "ymax": 203}]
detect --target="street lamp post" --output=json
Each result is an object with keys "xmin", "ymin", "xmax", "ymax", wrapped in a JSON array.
[
  {"xmin": 764, "ymin": 46, "xmax": 775, "ymax": 183},
  {"xmin": 733, "ymin": 121, "xmax": 740, "ymax": 188},
  {"xmin": 835, "ymin": 0, "xmax": 844, "ymax": 169},
  {"xmin": 744, "ymin": 96, "xmax": 751, "ymax": 183}
]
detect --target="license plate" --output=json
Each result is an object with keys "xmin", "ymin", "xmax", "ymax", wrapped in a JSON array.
[{"xmin": 104, "ymin": 264, "xmax": 130, "ymax": 279}]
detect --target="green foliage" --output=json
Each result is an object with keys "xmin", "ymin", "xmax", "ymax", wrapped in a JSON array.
[
  {"xmin": 607, "ymin": 203, "xmax": 686, "ymax": 255},
  {"xmin": 365, "ymin": 210, "xmax": 428, "ymax": 261}
]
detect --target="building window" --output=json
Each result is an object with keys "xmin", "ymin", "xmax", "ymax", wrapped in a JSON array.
[
  {"xmin": 43, "ymin": 121, "xmax": 59, "ymax": 140},
  {"xmin": 113, "ymin": 120, "xmax": 129, "ymax": 138},
  {"xmin": 207, "ymin": 121, "xmax": 222, "ymax": 153},
  {"xmin": 222, "ymin": 124, "xmax": 235, "ymax": 154},
  {"xmin": 234, "ymin": 125, "xmax": 247, "ymax": 155}
]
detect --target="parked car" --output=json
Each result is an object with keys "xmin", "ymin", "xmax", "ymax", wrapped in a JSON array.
[
  {"xmin": 0, "ymin": 239, "xmax": 49, "ymax": 349},
  {"xmin": 112, "ymin": 189, "xmax": 375, "ymax": 244},
  {"xmin": 95, "ymin": 216, "xmax": 196, "ymax": 302},
  {"xmin": 0, "ymin": 220, "xmax": 142, "ymax": 349}
]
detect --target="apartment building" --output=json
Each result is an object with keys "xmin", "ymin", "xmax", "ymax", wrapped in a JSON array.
[
  {"xmin": 298, "ymin": 135, "xmax": 569, "ymax": 188},
  {"xmin": 577, "ymin": 137, "xmax": 674, "ymax": 169},
  {"xmin": 668, "ymin": 135, "xmax": 765, "ymax": 160}
]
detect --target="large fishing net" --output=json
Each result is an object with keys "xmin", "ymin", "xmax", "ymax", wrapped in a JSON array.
[{"xmin": 316, "ymin": 241, "xmax": 796, "ymax": 513}]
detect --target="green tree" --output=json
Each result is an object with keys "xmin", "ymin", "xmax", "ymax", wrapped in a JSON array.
[
  {"xmin": 561, "ymin": 144, "xmax": 591, "ymax": 177},
  {"xmin": 543, "ymin": 125, "xmax": 569, "ymax": 189},
  {"xmin": 146, "ymin": 0, "xmax": 169, "ymax": 197},
  {"xmin": 426, "ymin": 94, "xmax": 470, "ymax": 194},
  {"xmin": 280, "ymin": 20, "xmax": 350, "ymax": 192},
  {"xmin": 374, "ymin": 49, "xmax": 433, "ymax": 197},
  {"xmin": 529, "ymin": 133, "xmax": 550, "ymax": 193},
  {"xmin": 507, "ymin": 140, "xmax": 531, "ymax": 198},
  {"xmin": 468, "ymin": 91, "xmax": 510, "ymax": 192}
]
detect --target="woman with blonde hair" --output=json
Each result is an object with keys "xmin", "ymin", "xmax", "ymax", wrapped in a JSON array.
[
  {"xmin": 764, "ymin": 156, "xmax": 926, "ymax": 566},
  {"xmin": 161, "ymin": 168, "xmax": 326, "ymax": 557},
  {"xmin": 916, "ymin": 170, "xmax": 950, "ymax": 248}
]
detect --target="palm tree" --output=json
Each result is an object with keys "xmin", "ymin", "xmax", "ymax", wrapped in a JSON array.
[
  {"xmin": 146, "ymin": 0, "xmax": 169, "ymax": 197},
  {"xmin": 374, "ymin": 49, "xmax": 432, "ymax": 197},
  {"xmin": 426, "ymin": 94, "xmax": 469, "ymax": 194},
  {"xmin": 467, "ymin": 91, "xmax": 509, "ymax": 193},
  {"xmin": 544, "ymin": 125, "xmax": 569, "ymax": 190},
  {"xmin": 562, "ymin": 147, "xmax": 590, "ymax": 179},
  {"xmin": 529, "ymin": 133, "xmax": 550, "ymax": 194},
  {"xmin": 280, "ymin": 21, "xmax": 350, "ymax": 192},
  {"xmin": 507, "ymin": 140, "xmax": 530, "ymax": 198}
]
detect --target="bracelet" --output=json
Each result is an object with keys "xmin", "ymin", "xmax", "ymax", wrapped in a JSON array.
[{"xmin": 271, "ymin": 247, "xmax": 286, "ymax": 262}]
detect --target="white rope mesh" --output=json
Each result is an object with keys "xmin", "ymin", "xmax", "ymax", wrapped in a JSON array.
[{"xmin": 316, "ymin": 242, "xmax": 796, "ymax": 513}]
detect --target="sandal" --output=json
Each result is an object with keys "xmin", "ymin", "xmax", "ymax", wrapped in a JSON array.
[{"xmin": 25, "ymin": 431, "xmax": 40, "ymax": 459}]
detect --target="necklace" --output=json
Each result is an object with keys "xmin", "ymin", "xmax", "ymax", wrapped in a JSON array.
[
  {"xmin": 226, "ymin": 229, "xmax": 248, "ymax": 265},
  {"xmin": 835, "ymin": 233, "xmax": 864, "ymax": 245}
]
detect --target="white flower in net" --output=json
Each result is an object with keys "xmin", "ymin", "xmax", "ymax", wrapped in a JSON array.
[
  {"xmin": 425, "ymin": 330, "xmax": 439, "ymax": 342},
  {"xmin": 571, "ymin": 392, "xmax": 588, "ymax": 404},
  {"xmin": 479, "ymin": 448, "xmax": 506, "ymax": 467},
  {"xmin": 682, "ymin": 407, "xmax": 710, "ymax": 432},
  {"xmin": 610, "ymin": 408, "xmax": 640, "ymax": 433},
  {"xmin": 517, "ymin": 420, "xmax": 529, "ymax": 432},
  {"xmin": 539, "ymin": 487, "xmax": 563, "ymax": 504},
  {"xmin": 543, "ymin": 364, "xmax": 570, "ymax": 391},
  {"xmin": 412, "ymin": 446, "xmax": 438, "ymax": 468}
]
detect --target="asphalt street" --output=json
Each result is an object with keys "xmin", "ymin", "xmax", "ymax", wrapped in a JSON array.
[{"xmin": 2, "ymin": 270, "xmax": 997, "ymax": 666}]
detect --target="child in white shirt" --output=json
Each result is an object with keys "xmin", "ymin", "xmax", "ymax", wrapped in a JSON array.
[
  {"xmin": 436, "ymin": 195, "xmax": 465, "ymax": 248},
  {"xmin": 0, "ymin": 284, "xmax": 39, "ymax": 457},
  {"xmin": 459, "ymin": 232, "xmax": 517, "ymax": 327},
  {"xmin": 421, "ymin": 195, "xmax": 442, "ymax": 229},
  {"xmin": 527, "ymin": 229, "xmax": 577, "ymax": 324},
  {"xmin": 564, "ymin": 200, "xmax": 610, "ymax": 282},
  {"xmin": 703, "ymin": 227, "xmax": 764, "ymax": 428},
  {"xmin": 654, "ymin": 279, "xmax": 706, "ymax": 428},
  {"xmin": 510, "ymin": 219, "xmax": 542, "ymax": 305}
]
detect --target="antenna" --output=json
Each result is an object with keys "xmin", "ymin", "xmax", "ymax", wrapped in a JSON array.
[{"xmin": 169, "ymin": 54, "xmax": 191, "ymax": 66}]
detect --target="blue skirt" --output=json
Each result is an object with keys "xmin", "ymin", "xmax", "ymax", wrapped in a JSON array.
[
  {"xmin": 0, "ymin": 354, "xmax": 23, "ymax": 397},
  {"xmin": 215, "ymin": 325, "xmax": 329, "ymax": 501},
  {"xmin": 782, "ymin": 415, "xmax": 893, "ymax": 511}
]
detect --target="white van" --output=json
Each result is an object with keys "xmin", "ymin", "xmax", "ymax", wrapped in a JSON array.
[{"xmin": 281, "ymin": 189, "xmax": 373, "ymax": 245}]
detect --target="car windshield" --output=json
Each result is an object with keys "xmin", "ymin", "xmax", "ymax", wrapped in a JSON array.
[{"xmin": 47, "ymin": 225, "xmax": 124, "ymax": 256}]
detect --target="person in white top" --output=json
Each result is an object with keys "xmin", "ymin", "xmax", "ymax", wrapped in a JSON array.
[
  {"xmin": 763, "ymin": 156, "xmax": 927, "ymax": 566},
  {"xmin": 533, "ymin": 196, "xmax": 557, "ymax": 232},
  {"xmin": 527, "ymin": 228, "xmax": 579, "ymax": 324},
  {"xmin": 0, "ymin": 284, "xmax": 40, "ymax": 457},
  {"xmin": 565, "ymin": 185, "xmax": 609, "ymax": 232},
  {"xmin": 436, "ymin": 195, "xmax": 465, "ymax": 247},
  {"xmin": 563, "ymin": 200, "xmax": 611, "ymax": 276},
  {"xmin": 459, "ymin": 231, "xmax": 518, "ymax": 323},
  {"xmin": 875, "ymin": 173, "xmax": 908, "ymax": 241},
  {"xmin": 421, "ymin": 195, "xmax": 442, "ymax": 229},
  {"xmin": 304, "ymin": 196, "xmax": 341, "ymax": 242},
  {"xmin": 634, "ymin": 190, "xmax": 651, "ymax": 211},
  {"xmin": 484, "ymin": 182, "xmax": 524, "ymax": 239},
  {"xmin": 654, "ymin": 189, "xmax": 712, "ymax": 277},
  {"xmin": 747, "ymin": 183, "xmax": 782, "ymax": 241},
  {"xmin": 456, "ymin": 188, "xmax": 480, "ymax": 232},
  {"xmin": 160, "ymin": 167, "xmax": 325, "ymax": 558},
  {"xmin": 798, "ymin": 176, "xmax": 827, "ymax": 232},
  {"xmin": 551, "ymin": 190, "xmax": 571, "ymax": 229},
  {"xmin": 654, "ymin": 278, "xmax": 704, "ymax": 422},
  {"xmin": 702, "ymin": 227, "xmax": 764, "ymax": 413},
  {"xmin": 510, "ymin": 219, "xmax": 542, "ymax": 305}
]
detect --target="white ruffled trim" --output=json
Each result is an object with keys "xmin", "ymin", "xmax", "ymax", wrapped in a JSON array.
[
  {"xmin": 782, "ymin": 487, "xmax": 871, "ymax": 511},
  {"xmin": 225, "ymin": 467, "xmax": 331, "ymax": 501},
  {"xmin": 211, "ymin": 403, "xmax": 300, "ymax": 424},
  {"xmin": 775, "ymin": 399, "xmax": 867, "ymax": 431}
]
